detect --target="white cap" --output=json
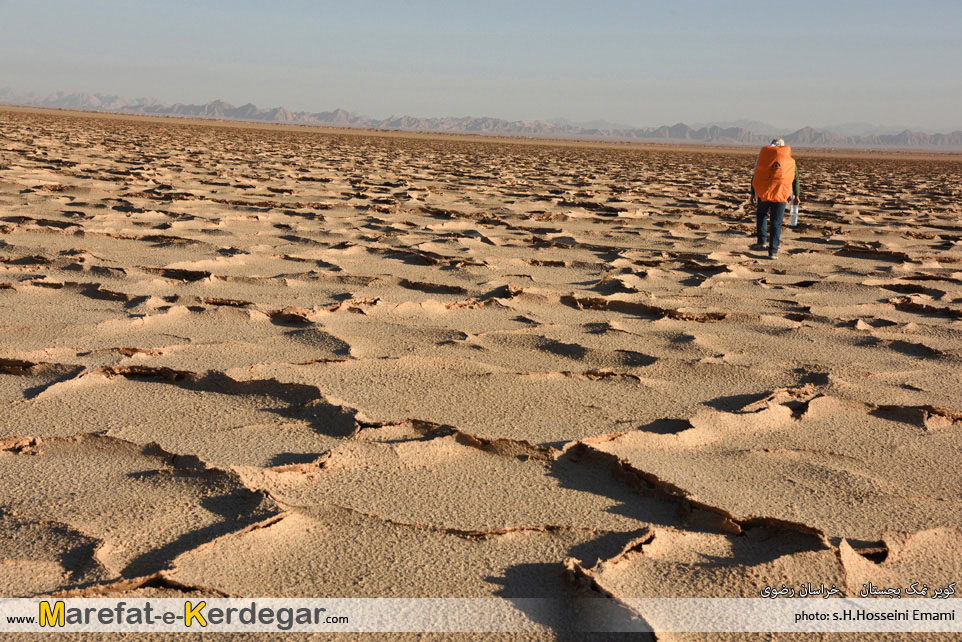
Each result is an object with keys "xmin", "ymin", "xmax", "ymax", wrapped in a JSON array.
[{"xmin": 770, "ymin": 138, "xmax": 785, "ymax": 146}]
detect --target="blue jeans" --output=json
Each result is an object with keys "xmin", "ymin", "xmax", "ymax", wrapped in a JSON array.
[{"xmin": 756, "ymin": 200, "xmax": 787, "ymax": 255}]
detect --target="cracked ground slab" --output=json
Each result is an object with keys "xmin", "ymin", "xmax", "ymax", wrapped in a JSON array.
[{"xmin": 2, "ymin": 109, "xmax": 962, "ymax": 640}]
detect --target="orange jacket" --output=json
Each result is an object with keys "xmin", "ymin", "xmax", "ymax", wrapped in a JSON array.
[{"xmin": 752, "ymin": 145, "xmax": 797, "ymax": 202}]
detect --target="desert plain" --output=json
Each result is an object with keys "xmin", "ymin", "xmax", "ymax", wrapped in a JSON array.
[{"xmin": 1, "ymin": 106, "xmax": 962, "ymax": 638}]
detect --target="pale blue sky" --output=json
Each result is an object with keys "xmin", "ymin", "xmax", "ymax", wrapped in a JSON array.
[{"xmin": 1, "ymin": 0, "xmax": 960, "ymax": 130}]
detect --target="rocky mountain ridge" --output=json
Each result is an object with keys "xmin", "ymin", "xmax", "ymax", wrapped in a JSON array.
[{"xmin": 3, "ymin": 89, "xmax": 961, "ymax": 148}]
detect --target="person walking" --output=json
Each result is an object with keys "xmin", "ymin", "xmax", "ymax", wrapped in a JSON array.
[{"xmin": 749, "ymin": 139, "xmax": 800, "ymax": 259}]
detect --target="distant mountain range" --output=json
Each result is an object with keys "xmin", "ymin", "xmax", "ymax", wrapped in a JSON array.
[{"xmin": 3, "ymin": 88, "xmax": 961, "ymax": 149}]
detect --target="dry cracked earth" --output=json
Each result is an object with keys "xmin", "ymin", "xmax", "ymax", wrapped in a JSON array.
[{"xmin": 2, "ymin": 107, "xmax": 962, "ymax": 640}]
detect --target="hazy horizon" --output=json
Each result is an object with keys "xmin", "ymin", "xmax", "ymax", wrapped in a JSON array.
[
  {"xmin": 7, "ymin": 87, "xmax": 962, "ymax": 137},
  {"xmin": 2, "ymin": 0, "xmax": 960, "ymax": 132}
]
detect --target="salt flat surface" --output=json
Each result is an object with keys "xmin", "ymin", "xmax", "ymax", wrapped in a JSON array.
[{"xmin": 2, "ymin": 108, "xmax": 961, "ymax": 639}]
